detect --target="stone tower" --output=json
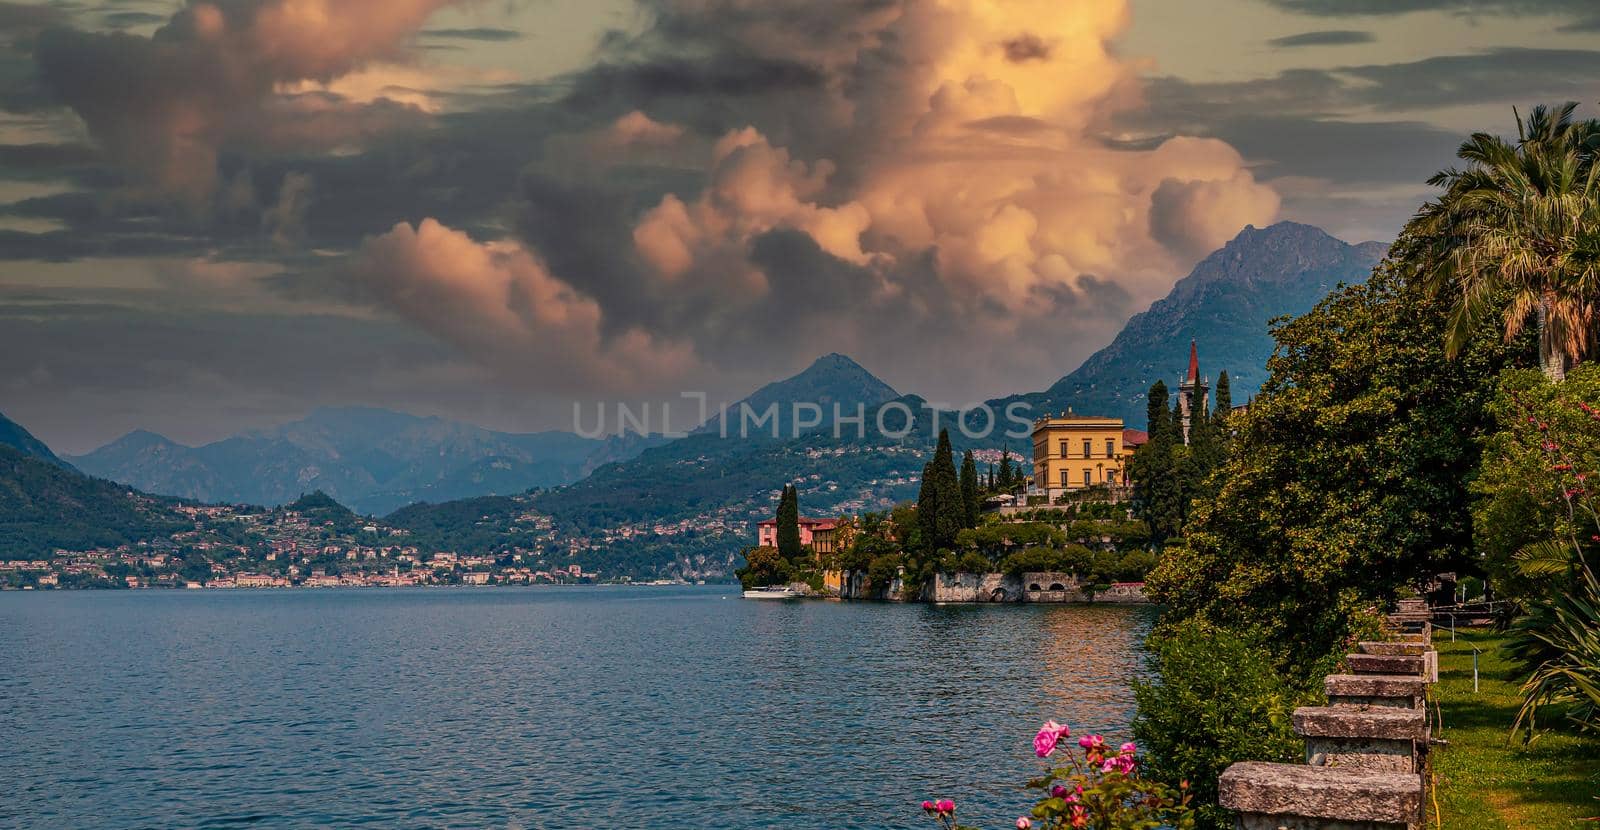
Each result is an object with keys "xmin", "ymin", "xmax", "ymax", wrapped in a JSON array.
[{"xmin": 1177, "ymin": 340, "xmax": 1209, "ymax": 444}]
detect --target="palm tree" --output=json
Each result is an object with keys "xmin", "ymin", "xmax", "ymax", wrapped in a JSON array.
[{"xmin": 1410, "ymin": 102, "xmax": 1600, "ymax": 381}]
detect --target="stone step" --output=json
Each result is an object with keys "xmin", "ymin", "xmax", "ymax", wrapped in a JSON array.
[
  {"xmin": 1325, "ymin": 673, "xmax": 1428, "ymax": 709},
  {"xmin": 1396, "ymin": 628, "xmax": 1431, "ymax": 645},
  {"xmin": 1349, "ymin": 653, "xmax": 1425, "ymax": 677},
  {"xmin": 1294, "ymin": 705, "xmax": 1427, "ymax": 773},
  {"xmin": 1359, "ymin": 641, "xmax": 1427, "ymax": 657},
  {"xmin": 1219, "ymin": 761, "xmax": 1423, "ymax": 829},
  {"xmin": 1394, "ymin": 598, "xmax": 1428, "ymax": 613}
]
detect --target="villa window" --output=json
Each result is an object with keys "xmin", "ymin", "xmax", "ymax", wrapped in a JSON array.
[
  {"xmin": 1108, "ymin": 470, "xmax": 1119, "ymax": 485},
  {"xmin": 1083, "ymin": 469, "xmax": 1092, "ymax": 487},
  {"xmin": 1082, "ymin": 439, "xmax": 1091, "ymax": 458},
  {"xmin": 1059, "ymin": 440, "xmax": 1068, "ymax": 458},
  {"xmin": 1059, "ymin": 469, "xmax": 1069, "ymax": 487},
  {"xmin": 1106, "ymin": 439, "xmax": 1116, "ymax": 457}
]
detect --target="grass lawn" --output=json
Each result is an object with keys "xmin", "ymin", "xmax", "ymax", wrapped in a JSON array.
[{"xmin": 1431, "ymin": 627, "xmax": 1600, "ymax": 828}]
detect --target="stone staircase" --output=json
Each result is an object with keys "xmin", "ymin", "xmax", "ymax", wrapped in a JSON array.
[{"xmin": 1219, "ymin": 599, "xmax": 1437, "ymax": 830}]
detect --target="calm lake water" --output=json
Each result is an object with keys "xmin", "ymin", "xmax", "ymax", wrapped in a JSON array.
[{"xmin": 0, "ymin": 586, "xmax": 1155, "ymax": 829}]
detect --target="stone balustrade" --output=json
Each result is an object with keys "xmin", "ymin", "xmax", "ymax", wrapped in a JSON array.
[{"xmin": 1218, "ymin": 604, "xmax": 1439, "ymax": 829}]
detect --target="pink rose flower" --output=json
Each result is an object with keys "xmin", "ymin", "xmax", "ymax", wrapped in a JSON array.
[
  {"xmin": 1120, "ymin": 741, "xmax": 1137, "ymax": 755},
  {"xmin": 937, "ymin": 799, "xmax": 955, "ymax": 815},
  {"xmin": 1033, "ymin": 721, "xmax": 1067, "ymax": 757},
  {"xmin": 921, "ymin": 800, "xmax": 935, "ymax": 812},
  {"xmin": 1050, "ymin": 785, "xmax": 1069, "ymax": 799},
  {"xmin": 1078, "ymin": 734, "xmax": 1105, "ymax": 751},
  {"xmin": 1016, "ymin": 818, "xmax": 1032, "ymax": 829}
]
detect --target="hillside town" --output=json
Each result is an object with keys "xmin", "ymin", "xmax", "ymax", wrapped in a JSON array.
[{"xmin": 0, "ymin": 496, "xmax": 603, "ymax": 590}]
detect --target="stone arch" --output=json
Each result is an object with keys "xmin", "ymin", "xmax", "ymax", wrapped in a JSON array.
[
  {"xmin": 1048, "ymin": 583, "xmax": 1066, "ymax": 591},
  {"xmin": 1028, "ymin": 583, "xmax": 1041, "ymax": 592},
  {"xmin": 990, "ymin": 587, "xmax": 1009, "ymax": 602}
]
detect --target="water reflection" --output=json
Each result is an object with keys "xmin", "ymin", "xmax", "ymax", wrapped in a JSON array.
[{"xmin": 0, "ymin": 587, "xmax": 1156, "ymax": 830}]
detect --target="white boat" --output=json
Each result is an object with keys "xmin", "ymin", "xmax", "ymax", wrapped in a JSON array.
[{"xmin": 741, "ymin": 585, "xmax": 802, "ymax": 599}]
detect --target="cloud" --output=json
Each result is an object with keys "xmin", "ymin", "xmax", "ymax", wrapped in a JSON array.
[
  {"xmin": 466, "ymin": 0, "xmax": 1281, "ymax": 402},
  {"xmin": 346, "ymin": 218, "xmax": 695, "ymax": 394},
  {"xmin": 33, "ymin": 0, "xmax": 463, "ymax": 203},
  {"xmin": 0, "ymin": 2, "xmax": 64, "ymax": 35},
  {"xmin": 1150, "ymin": 172, "xmax": 1284, "ymax": 260},
  {"xmin": 1268, "ymin": 29, "xmax": 1374, "ymax": 47},
  {"xmin": 1258, "ymin": 0, "xmax": 1598, "ymax": 15},
  {"xmin": 422, "ymin": 27, "xmax": 522, "ymax": 41}
]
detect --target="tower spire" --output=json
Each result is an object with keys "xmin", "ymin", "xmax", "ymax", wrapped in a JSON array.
[{"xmin": 1186, "ymin": 340, "xmax": 1199, "ymax": 383}]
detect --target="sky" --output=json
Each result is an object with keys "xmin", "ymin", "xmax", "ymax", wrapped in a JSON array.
[{"xmin": 0, "ymin": 0, "xmax": 1596, "ymax": 453}]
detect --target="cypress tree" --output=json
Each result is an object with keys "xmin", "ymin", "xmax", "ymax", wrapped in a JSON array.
[
  {"xmin": 959, "ymin": 450, "xmax": 979, "ymax": 528},
  {"xmin": 1146, "ymin": 380, "xmax": 1172, "ymax": 443},
  {"xmin": 917, "ymin": 461, "xmax": 938, "ymax": 554},
  {"xmin": 986, "ymin": 463, "xmax": 996, "ymax": 492},
  {"xmin": 1214, "ymin": 371, "xmax": 1232, "ymax": 422},
  {"xmin": 776, "ymin": 484, "xmax": 802, "ymax": 562},
  {"xmin": 1131, "ymin": 380, "xmax": 1182, "ymax": 546},
  {"xmin": 998, "ymin": 447, "xmax": 1015, "ymax": 490},
  {"xmin": 931, "ymin": 429, "xmax": 963, "ymax": 550}
]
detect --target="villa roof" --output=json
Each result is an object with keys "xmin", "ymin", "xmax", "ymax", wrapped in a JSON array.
[
  {"xmin": 756, "ymin": 517, "xmax": 839, "ymax": 529},
  {"xmin": 1122, "ymin": 429, "xmax": 1149, "ymax": 447}
]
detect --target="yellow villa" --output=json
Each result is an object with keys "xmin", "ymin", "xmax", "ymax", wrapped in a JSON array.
[{"xmin": 1030, "ymin": 411, "xmax": 1140, "ymax": 499}]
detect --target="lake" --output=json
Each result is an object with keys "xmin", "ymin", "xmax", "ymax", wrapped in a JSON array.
[{"xmin": 0, "ymin": 586, "xmax": 1156, "ymax": 829}]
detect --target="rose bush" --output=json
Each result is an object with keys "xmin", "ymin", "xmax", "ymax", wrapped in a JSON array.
[{"xmin": 921, "ymin": 721, "xmax": 1194, "ymax": 830}]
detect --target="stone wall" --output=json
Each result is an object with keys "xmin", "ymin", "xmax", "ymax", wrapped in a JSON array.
[
  {"xmin": 930, "ymin": 572, "xmax": 1021, "ymax": 602},
  {"xmin": 840, "ymin": 571, "xmax": 1148, "ymax": 603}
]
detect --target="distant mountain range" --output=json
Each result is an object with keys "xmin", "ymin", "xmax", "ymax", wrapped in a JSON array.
[{"xmin": 67, "ymin": 407, "xmax": 671, "ymax": 515}]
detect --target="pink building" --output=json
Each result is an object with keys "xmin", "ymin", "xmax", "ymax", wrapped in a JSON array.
[{"xmin": 755, "ymin": 517, "xmax": 840, "ymax": 553}]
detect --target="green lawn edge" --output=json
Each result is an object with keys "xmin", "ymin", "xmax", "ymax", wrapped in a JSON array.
[{"xmin": 1431, "ymin": 628, "xmax": 1600, "ymax": 828}]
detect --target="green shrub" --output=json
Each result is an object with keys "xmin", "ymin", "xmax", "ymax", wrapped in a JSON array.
[
  {"xmin": 736, "ymin": 545, "xmax": 791, "ymax": 590},
  {"xmin": 1132, "ymin": 620, "xmax": 1312, "ymax": 829},
  {"xmin": 953, "ymin": 551, "xmax": 992, "ymax": 574},
  {"xmin": 866, "ymin": 553, "xmax": 904, "ymax": 592}
]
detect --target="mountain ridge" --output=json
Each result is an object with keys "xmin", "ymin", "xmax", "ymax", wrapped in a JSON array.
[
  {"xmin": 0, "ymin": 411, "xmax": 76, "ymax": 471},
  {"xmin": 695, "ymin": 352, "xmax": 900, "ymax": 435},
  {"xmin": 1001, "ymin": 221, "xmax": 1387, "ymax": 427},
  {"xmin": 68, "ymin": 407, "xmax": 671, "ymax": 515}
]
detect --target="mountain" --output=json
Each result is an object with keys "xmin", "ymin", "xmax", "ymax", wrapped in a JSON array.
[
  {"xmin": 696, "ymin": 353, "xmax": 900, "ymax": 435},
  {"xmin": 1008, "ymin": 221, "xmax": 1387, "ymax": 426},
  {"xmin": 0, "ymin": 443, "xmax": 185, "ymax": 559},
  {"xmin": 68, "ymin": 407, "xmax": 670, "ymax": 515},
  {"xmin": 0, "ymin": 410, "xmax": 74, "ymax": 470},
  {"xmin": 445, "ymin": 223, "xmax": 1389, "ymax": 579}
]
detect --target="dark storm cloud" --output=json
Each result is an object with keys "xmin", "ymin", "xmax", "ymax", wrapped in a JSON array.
[
  {"xmin": 29, "ymin": 0, "xmax": 463, "ymax": 202},
  {"xmin": 1120, "ymin": 48, "xmax": 1600, "ymax": 186},
  {"xmin": 1002, "ymin": 33, "xmax": 1052, "ymax": 62},
  {"xmin": 1259, "ymin": 0, "xmax": 1599, "ymax": 15},
  {"xmin": 101, "ymin": 11, "xmax": 167, "ymax": 28},
  {"xmin": 0, "ymin": 142, "xmax": 97, "ymax": 171},
  {"xmin": 0, "ymin": 1, "xmax": 65, "ymax": 34},
  {"xmin": 562, "ymin": 55, "xmax": 827, "ymax": 115},
  {"xmin": 1268, "ymin": 30, "xmax": 1374, "ymax": 47},
  {"xmin": 421, "ymin": 26, "xmax": 522, "ymax": 41},
  {"xmin": 1140, "ymin": 48, "xmax": 1600, "ymax": 119},
  {"xmin": 1341, "ymin": 48, "xmax": 1600, "ymax": 112}
]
